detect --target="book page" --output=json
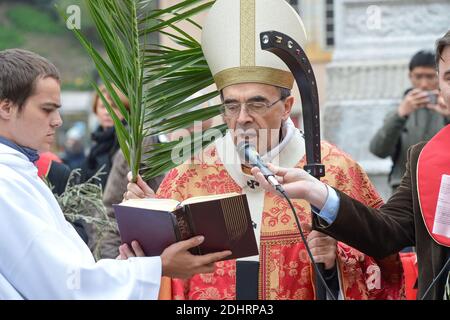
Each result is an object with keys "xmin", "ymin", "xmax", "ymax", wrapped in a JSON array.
[
  {"xmin": 181, "ymin": 192, "xmax": 241, "ymax": 206},
  {"xmin": 119, "ymin": 198, "xmax": 180, "ymax": 212},
  {"xmin": 432, "ymin": 174, "xmax": 450, "ymax": 238}
]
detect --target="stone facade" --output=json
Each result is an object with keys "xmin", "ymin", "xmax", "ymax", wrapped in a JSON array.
[{"xmin": 323, "ymin": 0, "xmax": 450, "ymax": 200}]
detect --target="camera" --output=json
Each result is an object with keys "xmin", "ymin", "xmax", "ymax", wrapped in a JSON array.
[{"xmin": 427, "ymin": 91, "xmax": 438, "ymax": 105}]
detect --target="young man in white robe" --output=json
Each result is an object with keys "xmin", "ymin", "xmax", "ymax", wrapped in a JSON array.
[{"xmin": 0, "ymin": 48, "xmax": 230, "ymax": 300}]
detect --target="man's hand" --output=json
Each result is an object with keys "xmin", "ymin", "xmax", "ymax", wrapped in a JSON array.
[
  {"xmin": 161, "ymin": 236, "xmax": 232, "ymax": 279},
  {"xmin": 397, "ymin": 89, "xmax": 430, "ymax": 118},
  {"xmin": 116, "ymin": 241, "xmax": 145, "ymax": 259},
  {"xmin": 116, "ymin": 237, "xmax": 232, "ymax": 279},
  {"xmin": 306, "ymin": 227, "xmax": 337, "ymax": 270},
  {"xmin": 251, "ymin": 163, "xmax": 328, "ymax": 209},
  {"xmin": 123, "ymin": 172, "xmax": 155, "ymax": 201},
  {"xmin": 427, "ymin": 93, "xmax": 450, "ymax": 117}
]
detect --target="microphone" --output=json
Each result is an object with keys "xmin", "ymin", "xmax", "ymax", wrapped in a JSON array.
[{"xmin": 237, "ymin": 141, "xmax": 282, "ymax": 191}]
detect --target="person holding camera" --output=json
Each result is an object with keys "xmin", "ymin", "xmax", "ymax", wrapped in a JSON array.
[{"xmin": 370, "ymin": 50, "xmax": 450, "ymax": 194}]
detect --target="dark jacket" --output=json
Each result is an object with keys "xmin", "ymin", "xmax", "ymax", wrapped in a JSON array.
[
  {"xmin": 316, "ymin": 142, "xmax": 449, "ymax": 300},
  {"xmin": 370, "ymin": 92, "xmax": 449, "ymax": 189},
  {"xmin": 80, "ymin": 125, "xmax": 120, "ymax": 189},
  {"xmin": 46, "ymin": 161, "xmax": 89, "ymax": 245}
]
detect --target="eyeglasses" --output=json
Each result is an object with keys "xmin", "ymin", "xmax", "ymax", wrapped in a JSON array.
[{"xmin": 221, "ymin": 97, "xmax": 284, "ymax": 117}]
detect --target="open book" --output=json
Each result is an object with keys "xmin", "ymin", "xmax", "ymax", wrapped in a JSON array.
[{"xmin": 113, "ymin": 193, "xmax": 258, "ymax": 260}]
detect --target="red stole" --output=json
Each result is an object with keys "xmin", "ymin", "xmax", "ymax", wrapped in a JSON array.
[{"xmin": 417, "ymin": 124, "xmax": 450, "ymax": 247}]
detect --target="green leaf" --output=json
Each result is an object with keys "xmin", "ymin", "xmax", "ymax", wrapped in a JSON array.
[{"xmin": 66, "ymin": 0, "xmax": 219, "ymax": 181}]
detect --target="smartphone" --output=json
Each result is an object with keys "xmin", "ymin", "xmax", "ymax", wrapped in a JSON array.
[{"xmin": 428, "ymin": 92, "xmax": 438, "ymax": 105}]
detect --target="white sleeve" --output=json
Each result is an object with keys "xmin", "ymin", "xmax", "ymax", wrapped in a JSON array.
[
  {"xmin": 9, "ymin": 228, "xmax": 162, "ymax": 300},
  {"xmin": 0, "ymin": 172, "xmax": 162, "ymax": 300},
  {"xmin": 0, "ymin": 272, "xmax": 24, "ymax": 300}
]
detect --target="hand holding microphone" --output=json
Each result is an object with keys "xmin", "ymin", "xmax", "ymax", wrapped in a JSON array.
[
  {"xmin": 237, "ymin": 141, "xmax": 283, "ymax": 190},
  {"xmin": 237, "ymin": 142, "xmax": 328, "ymax": 210}
]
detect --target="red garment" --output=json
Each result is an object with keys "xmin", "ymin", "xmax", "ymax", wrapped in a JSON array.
[
  {"xmin": 417, "ymin": 124, "xmax": 450, "ymax": 247},
  {"xmin": 36, "ymin": 152, "xmax": 62, "ymax": 178},
  {"xmin": 400, "ymin": 252, "xmax": 418, "ymax": 300},
  {"xmin": 158, "ymin": 141, "xmax": 405, "ymax": 300}
]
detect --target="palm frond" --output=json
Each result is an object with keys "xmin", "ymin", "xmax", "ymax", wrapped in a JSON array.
[{"xmin": 66, "ymin": 0, "xmax": 221, "ymax": 180}]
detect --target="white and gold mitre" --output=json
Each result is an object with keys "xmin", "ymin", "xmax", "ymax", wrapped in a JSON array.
[{"xmin": 202, "ymin": 0, "xmax": 307, "ymax": 91}]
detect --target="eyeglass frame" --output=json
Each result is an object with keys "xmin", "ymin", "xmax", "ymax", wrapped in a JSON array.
[{"xmin": 220, "ymin": 96, "xmax": 286, "ymax": 117}]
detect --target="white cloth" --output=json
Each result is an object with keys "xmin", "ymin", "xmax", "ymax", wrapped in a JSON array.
[
  {"xmin": 0, "ymin": 144, "xmax": 161, "ymax": 299},
  {"xmin": 0, "ymin": 272, "xmax": 23, "ymax": 300}
]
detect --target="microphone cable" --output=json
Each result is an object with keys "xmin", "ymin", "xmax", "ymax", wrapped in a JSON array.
[
  {"xmin": 421, "ymin": 257, "xmax": 450, "ymax": 300},
  {"xmin": 275, "ymin": 184, "xmax": 337, "ymax": 300}
]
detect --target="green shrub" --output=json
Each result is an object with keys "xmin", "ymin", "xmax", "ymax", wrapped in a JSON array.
[
  {"xmin": 7, "ymin": 5, "xmax": 64, "ymax": 35},
  {"xmin": 0, "ymin": 26, "xmax": 25, "ymax": 49}
]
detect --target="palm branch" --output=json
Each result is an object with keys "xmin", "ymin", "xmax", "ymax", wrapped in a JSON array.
[{"xmin": 63, "ymin": 0, "xmax": 225, "ymax": 182}]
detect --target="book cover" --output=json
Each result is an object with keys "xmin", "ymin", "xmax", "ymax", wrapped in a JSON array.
[{"xmin": 113, "ymin": 193, "xmax": 258, "ymax": 260}]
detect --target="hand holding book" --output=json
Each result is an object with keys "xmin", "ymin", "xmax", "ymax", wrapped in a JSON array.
[
  {"xmin": 159, "ymin": 236, "xmax": 232, "ymax": 278},
  {"xmin": 114, "ymin": 192, "xmax": 258, "ymax": 261},
  {"xmin": 118, "ymin": 173, "xmax": 258, "ymax": 266},
  {"xmin": 117, "ymin": 237, "xmax": 232, "ymax": 279}
]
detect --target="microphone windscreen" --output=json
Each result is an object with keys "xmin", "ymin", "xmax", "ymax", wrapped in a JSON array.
[
  {"xmin": 236, "ymin": 141, "xmax": 248, "ymax": 160},
  {"xmin": 236, "ymin": 141, "xmax": 273, "ymax": 177},
  {"xmin": 237, "ymin": 141, "xmax": 258, "ymax": 165}
]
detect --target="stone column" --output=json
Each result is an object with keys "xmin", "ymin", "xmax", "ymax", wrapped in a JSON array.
[{"xmin": 323, "ymin": 0, "xmax": 450, "ymax": 200}]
